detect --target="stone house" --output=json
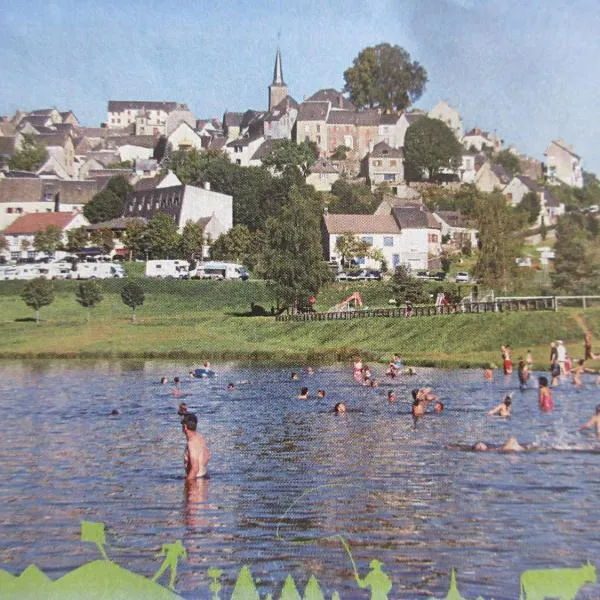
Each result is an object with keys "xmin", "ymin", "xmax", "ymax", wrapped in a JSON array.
[
  {"xmin": 431, "ymin": 210, "xmax": 478, "ymax": 249},
  {"xmin": 306, "ymin": 158, "xmax": 340, "ymax": 192},
  {"xmin": 326, "ymin": 109, "xmax": 379, "ymax": 161},
  {"xmin": 365, "ymin": 142, "xmax": 404, "ymax": 191},
  {"xmin": 106, "ymin": 101, "xmax": 191, "ymax": 136},
  {"xmin": 544, "ymin": 139, "xmax": 583, "ymax": 188},
  {"xmin": 503, "ymin": 175, "xmax": 565, "ymax": 226},
  {"xmin": 428, "ymin": 100, "xmax": 464, "ymax": 140}
]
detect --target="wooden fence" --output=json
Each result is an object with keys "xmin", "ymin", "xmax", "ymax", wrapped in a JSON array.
[{"xmin": 276, "ymin": 297, "xmax": 557, "ymax": 322}]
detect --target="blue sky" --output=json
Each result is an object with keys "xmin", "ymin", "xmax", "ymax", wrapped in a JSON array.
[{"xmin": 2, "ymin": 0, "xmax": 599, "ymax": 171}]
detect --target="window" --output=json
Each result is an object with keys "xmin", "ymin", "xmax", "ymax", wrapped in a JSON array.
[
  {"xmin": 236, "ymin": 159, "xmax": 241, "ymax": 165},
  {"xmin": 392, "ymin": 254, "xmax": 400, "ymax": 266},
  {"xmin": 6, "ymin": 208, "xmax": 12, "ymax": 214},
  {"xmin": 316, "ymin": 124, "xmax": 321, "ymax": 133},
  {"xmin": 383, "ymin": 173, "xmax": 396, "ymax": 181},
  {"xmin": 16, "ymin": 208, "xmax": 23, "ymax": 214},
  {"xmin": 344, "ymin": 135, "xmax": 353, "ymax": 149},
  {"xmin": 389, "ymin": 160, "xmax": 397, "ymax": 167},
  {"xmin": 27, "ymin": 250, "xmax": 35, "ymax": 259},
  {"xmin": 361, "ymin": 236, "xmax": 373, "ymax": 246},
  {"xmin": 373, "ymin": 160, "xmax": 382, "ymax": 167},
  {"xmin": 316, "ymin": 136, "xmax": 321, "ymax": 145},
  {"xmin": 11, "ymin": 252, "xmax": 20, "ymax": 260},
  {"xmin": 428, "ymin": 233, "xmax": 439, "ymax": 243},
  {"xmin": 383, "ymin": 236, "xmax": 394, "ymax": 247}
]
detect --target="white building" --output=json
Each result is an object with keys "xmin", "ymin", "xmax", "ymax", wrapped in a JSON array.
[
  {"xmin": 106, "ymin": 101, "xmax": 193, "ymax": 136},
  {"xmin": 544, "ymin": 139, "xmax": 583, "ymax": 189},
  {"xmin": 428, "ymin": 100, "xmax": 464, "ymax": 140}
]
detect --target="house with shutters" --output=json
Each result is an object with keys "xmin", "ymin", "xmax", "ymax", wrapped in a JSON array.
[
  {"xmin": 306, "ymin": 158, "xmax": 340, "ymax": 192},
  {"xmin": 365, "ymin": 141, "xmax": 404, "ymax": 191}
]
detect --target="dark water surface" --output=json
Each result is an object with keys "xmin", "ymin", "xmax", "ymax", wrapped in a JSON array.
[{"xmin": 0, "ymin": 360, "xmax": 599, "ymax": 599}]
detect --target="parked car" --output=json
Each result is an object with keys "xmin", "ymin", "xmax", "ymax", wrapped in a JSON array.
[
  {"xmin": 415, "ymin": 270, "xmax": 430, "ymax": 279},
  {"xmin": 430, "ymin": 271, "xmax": 447, "ymax": 281},
  {"xmin": 455, "ymin": 271, "xmax": 471, "ymax": 283}
]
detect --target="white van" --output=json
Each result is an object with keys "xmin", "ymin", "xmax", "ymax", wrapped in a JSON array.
[
  {"xmin": 145, "ymin": 259, "xmax": 190, "ymax": 279},
  {"xmin": 194, "ymin": 262, "xmax": 249, "ymax": 280},
  {"xmin": 37, "ymin": 262, "xmax": 74, "ymax": 280},
  {"xmin": 71, "ymin": 262, "xmax": 125, "ymax": 279},
  {"xmin": 12, "ymin": 265, "xmax": 43, "ymax": 280}
]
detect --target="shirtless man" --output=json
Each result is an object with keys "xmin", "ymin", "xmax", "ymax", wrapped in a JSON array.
[
  {"xmin": 488, "ymin": 394, "xmax": 512, "ymax": 417},
  {"xmin": 181, "ymin": 413, "xmax": 211, "ymax": 481},
  {"xmin": 579, "ymin": 404, "xmax": 600, "ymax": 438}
]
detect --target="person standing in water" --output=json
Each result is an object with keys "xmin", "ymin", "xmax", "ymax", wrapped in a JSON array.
[
  {"xmin": 579, "ymin": 404, "xmax": 600, "ymax": 438},
  {"xmin": 181, "ymin": 413, "xmax": 211, "ymax": 480},
  {"xmin": 538, "ymin": 376, "xmax": 554, "ymax": 412}
]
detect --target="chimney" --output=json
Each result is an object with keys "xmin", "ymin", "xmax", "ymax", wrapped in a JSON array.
[
  {"xmin": 338, "ymin": 93, "xmax": 343, "ymax": 108},
  {"xmin": 203, "ymin": 181, "xmax": 211, "ymax": 191},
  {"xmin": 54, "ymin": 191, "xmax": 60, "ymax": 212}
]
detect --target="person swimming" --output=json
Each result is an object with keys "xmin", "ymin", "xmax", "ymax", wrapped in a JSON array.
[
  {"xmin": 472, "ymin": 436, "xmax": 525, "ymax": 452},
  {"xmin": 317, "ymin": 389, "xmax": 326, "ymax": 399},
  {"xmin": 411, "ymin": 398, "xmax": 425, "ymax": 417},
  {"xmin": 227, "ymin": 382, "xmax": 235, "ymax": 391},
  {"xmin": 334, "ymin": 402, "xmax": 346, "ymax": 414},
  {"xmin": 291, "ymin": 372, "xmax": 299, "ymax": 381},
  {"xmin": 160, "ymin": 376, "xmax": 168, "ymax": 384},
  {"xmin": 178, "ymin": 402, "xmax": 188, "ymax": 416},
  {"xmin": 298, "ymin": 387, "xmax": 309, "ymax": 400},
  {"xmin": 433, "ymin": 401, "xmax": 444, "ymax": 413},
  {"xmin": 387, "ymin": 390, "xmax": 397, "ymax": 402},
  {"xmin": 488, "ymin": 394, "xmax": 512, "ymax": 417},
  {"xmin": 579, "ymin": 404, "xmax": 600, "ymax": 438}
]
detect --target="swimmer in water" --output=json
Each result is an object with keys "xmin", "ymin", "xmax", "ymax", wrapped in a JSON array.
[
  {"xmin": 472, "ymin": 436, "xmax": 525, "ymax": 452},
  {"xmin": 483, "ymin": 367, "xmax": 494, "ymax": 381},
  {"xmin": 178, "ymin": 402, "xmax": 188, "ymax": 416},
  {"xmin": 110, "ymin": 409, "xmax": 120, "ymax": 416},
  {"xmin": 172, "ymin": 376, "xmax": 181, "ymax": 397},
  {"xmin": 307, "ymin": 366, "xmax": 315, "ymax": 376},
  {"xmin": 334, "ymin": 402, "xmax": 346, "ymax": 414},
  {"xmin": 579, "ymin": 404, "xmax": 600, "ymax": 438},
  {"xmin": 298, "ymin": 387, "xmax": 309, "ymax": 400},
  {"xmin": 317, "ymin": 389, "xmax": 326, "ymax": 399},
  {"xmin": 488, "ymin": 394, "xmax": 512, "ymax": 417},
  {"xmin": 412, "ymin": 387, "xmax": 438, "ymax": 404},
  {"xmin": 291, "ymin": 372, "xmax": 299, "ymax": 381},
  {"xmin": 181, "ymin": 413, "xmax": 211, "ymax": 481},
  {"xmin": 227, "ymin": 382, "xmax": 235, "ymax": 391},
  {"xmin": 387, "ymin": 390, "xmax": 397, "ymax": 402},
  {"xmin": 538, "ymin": 376, "xmax": 553, "ymax": 412},
  {"xmin": 203, "ymin": 360, "xmax": 211, "ymax": 369},
  {"xmin": 433, "ymin": 401, "xmax": 444, "ymax": 413},
  {"xmin": 160, "ymin": 376, "xmax": 168, "ymax": 384},
  {"xmin": 411, "ymin": 398, "xmax": 425, "ymax": 417}
]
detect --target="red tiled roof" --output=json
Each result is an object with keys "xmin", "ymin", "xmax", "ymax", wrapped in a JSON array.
[{"xmin": 4, "ymin": 212, "xmax": 77, "ymax": 234}]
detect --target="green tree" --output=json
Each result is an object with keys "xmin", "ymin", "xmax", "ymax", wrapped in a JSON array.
[
  {"xmin": 163, "ymin": 147, "xmax": 216, "ymax": 185},
  {"xmin": 75, "ymin": 280, "xmax": 104, "ymax": 320},
  {"xmin": 390, "ymin": 265, "xmax": 429, "ymax": 304},
  {"xmin": 34, "ymin": 225, "xmax": 63, "ymax": 255},
  {"xmin": 493, "ymin": 150, "xmax": 521, "ymax": 178},
  {"xmin": 328, "ymin": 179, "xmax": 380, "ymax": 214},
  {"xmin": 551, "ymin": 214, "xmax": 600, "ymax": 293},
  {"xmin": 540, "ymin": 216, "xmax": 547, "ymax": 240},
  {"xmin": 0, "ymin": 234, "xmax": 7, "ymax": 251},
  {"xmin": 343, "ymin": 43, "xmax": 427, "ymax": 111},
  {"xmin": 144, "ymin": 212, "xmax": 180, "ymax": 258},
  {"xmin": 89, "ymin": 228, "xmax": 115, "ymax": 254},
  {"xmin": 66, "ymin": 226, "xmax": 88, "ymax": 253},
  {"xmin": 473, "ymin": 191, "xmax": 522, "ymax": 291},
  {"xmin": 121, "ymin": 220, "xmax": 147, "ymax": 260},
  {"xmin": 179, "ymin": 220, "xmax": 204, "ymax": 262},
  {"xmin": 21, "ymin": 277, "xmax": 55, "ymax": 324},
  {"xmin": 331, "ymin": 145, "xmax": 350, "ymax": 160},
  {"xmin": 404, "ymin": 117, "xmax": 463, "ymax": 182},
  {"xmin": 257, "ymin": 185, "xmax": 331, "ymax": 311},
  {"xmin": 210, "ymin": 224, "xmax": 262, "ymax": 268},
  {"xmin": 120, "ymin": 281, "xmax": 145, "ymax": 323},
  {"xmin": 83, "ymin": 175, "xmax": 133, "ymax": 224},
  {"xmin": 106, "ymin": 160, "xmax": 132, "ymax": 169},
  {"xmin": 8, "ymin": 133, "xmax": 48, "ymax": 172},
  {"xmin": 20, "ymin": 238, "xmax": 31, "ymax": 253},
  {"xmin": 262, "ymin": 139, "xmax": 318, "ymax": 178},
  {"xmin": 517, "ymin": 191, "xmax": 541, "ymax": 226},
  {"xmin": 335, "ymin": 232, "xmax": 370, "ymax": 267}
]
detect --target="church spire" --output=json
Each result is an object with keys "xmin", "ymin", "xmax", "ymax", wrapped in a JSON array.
[{"xmin": 272, "ymin": 47, "xmax": 285, "ymax": 86}]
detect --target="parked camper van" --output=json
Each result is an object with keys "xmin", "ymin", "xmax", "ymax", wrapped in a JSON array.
[
  {"xmin": 194, "ymin": 262, "xmax": 249, "ymax": 281},
  {"xmin": 37, "ymin": 262, "xmax": 74, "ymax": 280},
  {"xmin": 71, "ymin": 262, "xmax": 125, "ymax": 279},
  {"xmin": 145, "ymin": 260, "xmax": 190, "ymax": 279}
]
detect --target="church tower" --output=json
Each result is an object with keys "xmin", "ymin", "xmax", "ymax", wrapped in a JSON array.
[{"xmin": 268, "ymin": 47, "xmax": 288, "ymax": 111}]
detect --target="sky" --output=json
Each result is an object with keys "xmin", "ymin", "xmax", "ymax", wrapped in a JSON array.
[{"xmin": 2, "ymin": 0, "xmax": 600, "ymax": 171}]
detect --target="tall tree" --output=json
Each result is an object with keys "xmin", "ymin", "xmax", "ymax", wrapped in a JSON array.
[
  {"xmin": 517, "ymin": 191, "xmax": 541, "ymax": 226},
  {"xmin": 257, "ymin": 186, "xmax": 331, "ymax": 310},
  {"xmin": 327, "ymin": 179, "xmax": 381, "ymax": 214},
  {"xmin": 390, "ymin": 266, "xmax": 429, "ymax": 304},
  {"xmin": 144, "ymin": 212, "xmax": 180, "ymax": 258},
  {"xmin": 121, "ymin": 221, "xmax": 147, "ymax": 260},
  {"xmin": 21, "ymin": 277, "xmax": 55, "ymax": 324},
  {"xmin": 83, "ymin": 175, "xmax": 133, "ymax": 224},
  {"xmin": 404, "ymin": 117, "xmax": 463, "ymax": 182},
  {"xmin": 210, "ymin": 225, "xmax": 262, "ymax": 268},
  {"xmin": 89, "ymin": 228, "xmax": 115, "ymax": 254},
  {"xmin": 493, "ymin": 150, "xmax": 521, "ymax": 178},
  {"xmin": 343, "ymin": 43, "xmax": 427, "ymax": 111},
  {"xmin": 33, "ymin": 225, "xmax": 63, "ymax": 255},
  {"xmin": 120, "ymin": 282, "xmax": 145, "ymax": 323},
  {"xmin": 335, "ymin": 232, "xmax": 370, "ymax": 267},
  {"xmin": 8, "ymin": 134, "xmax": 48, "ymax": 172},
  {"xmin": 473, "ymin": 191, "xmax": 522, "ymax": 291},
  {"xmin": 179, "ymin": 220, "xmax": 204, "ymax": 262},
  {"xmin": 66, "ymin": 226, "xmax": 88, "ymax": 253},
  {"xmin": 551, "ymin": 214, "xmax": 600, "ymax": 293},
  {"xmin": 75, "ymin": 280, "xmax": 104, "ymax": 321},
  {"xmin": 261, "ymin": 140, "xmax": 318, "ymax": 178}
]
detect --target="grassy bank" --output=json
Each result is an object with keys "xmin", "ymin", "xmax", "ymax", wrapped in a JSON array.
[{"xmin": 0, "ymin": 278, "xmax": 597, "ymax": 368}]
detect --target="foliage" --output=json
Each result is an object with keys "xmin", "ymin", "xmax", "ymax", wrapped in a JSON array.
[
  {"xmin": 120, "ymin": 282, "xmax": 145, "ymax": 322},
  {"xmin": 261, "ymin": 139, "xmax": 318, "ymax": 178},
  {"xmin": 20, "ymin": 239, "xmax": 31, "ymax": 252},
  {"xmin": 144, "ymin": 212, "xmax": 180, "ymax": 259},
  {"xmin": 66, "ymin": 227, "xmax": 88, "ymax": 253},
  {"xmin": 179, "ymin": 220, "xmax": 204, "ymax": 261},
  {"xmin": 539, "ymin": 217, "xmax": 547, "ymax": 241},
  {"xmin": 404, "ymin": 117, "xmax": 463, "ymax": 182},
  {"xmin": 421, "ymin": 184, "xmax": 481, "ymax": 218},
  {"xmin": 210, "ymin": 225, "xmax": 262, "ymax": 269},
  {"xmin": 8, "ymin": 133, "xmax": 48, "ymax": 172},
  {"xmin": 390, "ymin": 265, "xmax": 429, "ymax": 304},
  {"xmin": 106, "ymin": 160, "xmax": 132, "ymax": 169},
  {"xmin": 83, "ymin": 175, "xmax": 133, "ymax": 224},
  {"xmin": 331, "ymin": 145, "xmax": 350, "ymax": 160},
  {"xmin": 121, "ymin": 221, "xmax": 148, "ymax": 259},
  {"xmin": 21, "ymin": 277, "xmax": 54, "ymax": 324},
  {"xmin": 33, "ymin": 225, "xmax": 63, "ymax": 255},
  {"xmin": 89, "ymin": 229, "xmax": 115, "ymax": 254},
  {"xmin": 257, "ymin": 185, "xmax": 332, "ymax": 309},
  {"xmin": 548, "ymin": 170, "xmax": 600, "ymax": 211},
  {"xmin": 343, "ymin": 43, "xmax": 427, "ymax": 111},
  {"xmin": 162, "ymin": 147, "xmax": 211, "ymax": 185},
  {"xmin": 0, "ymin": 234, "xmax": 6, "ymax": 250},
  {"xmin": 327, "ymin": 179, "xmax": 381, "ymax": 214},
  {"xmin": 75, "ymin": 280, "xmax": 104, "ymax": 319},
  {"xmin": 493, "ymin": 150, "xmax": 521, "ymax": 178},
  {"xmin": 473, "ymin": 191, "xmax": 522, "ymax": 291},
  {"xmin": 335, "ymin": 232, "xmax": 371, "ymax": 267},
  {"xmin": 551, "ymin": 214, "xmax": 600, "ymax": 294},
  {"xmin": 516, "ymin": 191, "xmax": 541, "ymax": 225}
]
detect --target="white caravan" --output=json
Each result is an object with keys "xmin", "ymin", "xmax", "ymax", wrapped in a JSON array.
[
  {"xmin": 71, "ymin": 262, "xmax": 125, "ymax": 279},
  {"xmin": 194, "ymin": 261, "xmax": 249, "ymax": 280},
  {"xmin": 145, "ymin": 260, "xmax": 190, "ymax": 279}
]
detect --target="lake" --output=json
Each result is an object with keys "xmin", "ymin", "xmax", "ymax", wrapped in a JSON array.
[{"xmin": 0, "ymin": 360, "xmax": 599, "ymax": 599}]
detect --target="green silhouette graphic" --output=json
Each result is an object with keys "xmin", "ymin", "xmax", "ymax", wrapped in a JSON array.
[
  {"xmin": 331, "ymin": 593, "xmax": 341, "ymax": 600},
  {"xmin": 280, "ymin": 573, "xmax": 302, "ymax": 599},
  {"xmin": 80, "ymin": 520, "xmax": 109, "ymax": 561},
  {"xmin": 303, "ymin": 574, "xmax": 325, "ymax": 600},
  {"xmin": 519, "ymin": 561, "xmax": 596, "ymax": 600},
  {"xmin": 152, "ymin": 540, "xmax": 187, "ymax": 590},
  {"xmin": 231, "ymin": 565, "xmax": 260, "ymax": 600},
  {"xmin": 355, "ymin": 559, "xmax": 392, "ymax": 600},
  {"xmin": 445, "ymin": 569, "xmax": 467, "ymax": 600},
  {"xmin": 208, "ymin": 567, "xmax": 223, "ymax": 600}
]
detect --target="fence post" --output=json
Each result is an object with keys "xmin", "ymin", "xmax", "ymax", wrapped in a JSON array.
[
  {"xmin": 553, "ymin": 297, "xmax": 558, "ymax": 311},
  {"xmin": 583, "ymin": 297, "xmax": 587, "ymax": 309}
]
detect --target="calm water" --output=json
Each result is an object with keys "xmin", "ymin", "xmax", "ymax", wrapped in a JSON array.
[{"xmin": 0, "ymin": 360, "xmax": 599, "ymax": 599}]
